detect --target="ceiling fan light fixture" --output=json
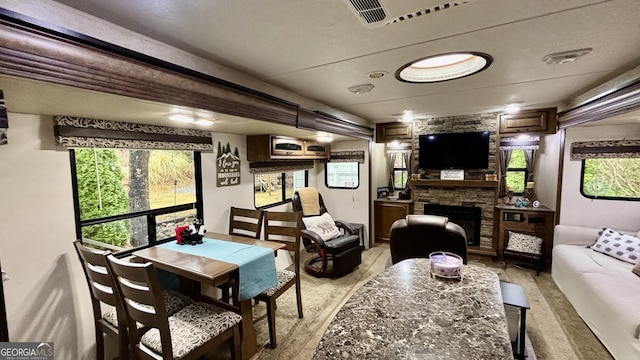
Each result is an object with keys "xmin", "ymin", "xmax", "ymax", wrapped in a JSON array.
[
  {"xmin": 348, "ymin": 83, "xmax": 375, "ymax": 94},
  {"xmin": 396, "ymin": 52, "xmax": 492, "ymax": 83}
]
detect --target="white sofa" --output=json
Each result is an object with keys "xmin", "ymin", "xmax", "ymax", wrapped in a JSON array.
[{"xmin": 552, "ymin": 224, "xmax": 640, "ymax": 360}]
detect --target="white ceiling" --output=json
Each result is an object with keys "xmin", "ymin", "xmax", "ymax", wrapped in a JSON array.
[{"xmin": 3, "ymin": 0, "xmax": 640, "ymax": 134}]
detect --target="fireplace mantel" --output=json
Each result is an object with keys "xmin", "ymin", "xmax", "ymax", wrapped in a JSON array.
[{"xmin": 410, "ymin": 179, "xmax": 498, "ymax": 189}]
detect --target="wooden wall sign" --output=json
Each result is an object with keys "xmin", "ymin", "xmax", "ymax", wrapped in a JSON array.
[{"xmin": 216, "ymin": 141, "xmax": 241, "ymax": 187}]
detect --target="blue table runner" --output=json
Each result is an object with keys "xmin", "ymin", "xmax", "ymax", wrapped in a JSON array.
[{"xmin": 158, "ymin": 238, "xmax": 278, "ymax": 301}]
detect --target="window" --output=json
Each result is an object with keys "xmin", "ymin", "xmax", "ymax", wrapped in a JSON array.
[
  {"xmin": 581, "ymin": 158, "xmax": 640, "ymax": 200},
  {"xmin": 325, "ymin": 162, "xmax": 360, "ymax": 189},
  {"xmin": 506, "ymin": 149, "xmax": 527, "ymax": 194},
  {"xmin": 254, "ymin": 170, "xmax": 308, "ymax": 208},
  {"xmin": 71, "ymin": 149, "xmax": 202, "ymax": 253},
  {"xmin": 393, "ymin": 155, "xmax": 408, "ymax": 190}
]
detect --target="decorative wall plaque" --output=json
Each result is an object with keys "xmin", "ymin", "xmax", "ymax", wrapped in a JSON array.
[
  {"xmin": 216, "ymin": 141, "xmax": 241, "ymax": 187},
  {"xmin": 440, "ymin": 169, "xmax": 464, "ymax": 180}
]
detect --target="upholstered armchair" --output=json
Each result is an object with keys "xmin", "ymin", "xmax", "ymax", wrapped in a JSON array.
[
  {"xmin": 389, "ymin": 215, "xmax": 468, "ymax": 265},
  {"xmin": 292, "ymin": 187, "xmax": 362, "ymax": 278}
]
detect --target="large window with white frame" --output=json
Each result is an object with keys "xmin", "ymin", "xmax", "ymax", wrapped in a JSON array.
[{"xmin": 325, "ymin": 162, "xmax": 360, "ymax": 189}]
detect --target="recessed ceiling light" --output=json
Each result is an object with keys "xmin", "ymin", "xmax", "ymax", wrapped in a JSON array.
[
  {"xmin": 505, "ymin": 102, "xmax": 522, "ymax": 114},
  {"xmin": 348, "ymin": 83, "xmax": 375, "ymax": 94},
  {"xmin": 396, "ymin": 52, "xmax": 492, "ymax": 83},
  {"xmin": 168, "ymin": 114, "xmax": 194, "ymax": 123},
  {"xmin": 193, "ymin": 119, "xmax": 214, "ymax": 126},
  {"xmin": 401, "ymin": 110, "xmax": 414, "ymax": 122},
  {"xmin": 316, "ymin": 133, "xmax": 333, "ymax": 143}
]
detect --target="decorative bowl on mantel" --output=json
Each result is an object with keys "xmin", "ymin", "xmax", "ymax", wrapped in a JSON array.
[{"xmin": 429, "ymin": 251, "xmax": 463, "ymax": 279}]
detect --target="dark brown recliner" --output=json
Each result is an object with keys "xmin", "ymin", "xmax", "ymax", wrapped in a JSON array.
[
  {"xmin": 389, "ymin": 215, "xmax": 468, "ymax": 265},
  {"xmin": 292, "ymin": 188, "xmax": 362, "ymax": 278}
]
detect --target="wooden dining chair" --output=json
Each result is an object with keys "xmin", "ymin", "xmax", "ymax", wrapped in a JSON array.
[
  {"xmin": 74, "ymin": 241, "xmax": 130, "ymax": 360},
  {"xmin": 74, "ymin": 241, "xmax": 194, "ymax": 360},
  {"xmin": 106, "ymin": 254, "xmax": 243, "ymax": 360},
  {"xmin": 255, "ymin": 211, "xmax": 303, "ymax": 349},
  {"xmin": 229, "ymin": 207, "xmax": 264, "ymax": 239},
  {"xmin": 221, "ymin": 206, "xmax": 264, "ymax": 302}
]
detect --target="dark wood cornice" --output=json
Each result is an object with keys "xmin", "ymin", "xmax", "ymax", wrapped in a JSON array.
[
  {"xmin": 0, "ymin": 9, "xmax": 375, "ymax": 140},
  {"xmin": 0, "ymin": 16, "xmax": 300, "ymax": 126},
  {"xmin": 558, "ymin": 79, "xmax": 640, "ymax": 129},
  {"xmin": 313, "ymin": 111, "xmax": 374, "ymax": 140},
  {"xmin": 0, "ymin": 8, "xmax": 298, "ymax": 109}
]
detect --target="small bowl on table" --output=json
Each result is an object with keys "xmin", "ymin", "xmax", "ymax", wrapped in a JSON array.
[{"xmin": 429, "ymin": 251, "xmax": 463, "ymax": 279}]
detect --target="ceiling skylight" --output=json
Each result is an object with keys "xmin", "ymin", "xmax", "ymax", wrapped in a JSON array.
[{"xmin": 396, "ymin": 52, "xmax": 492, "ymax": 83}]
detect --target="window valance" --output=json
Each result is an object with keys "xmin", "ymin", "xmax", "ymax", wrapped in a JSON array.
[
  {"xmin": 327, "ymin": 150, "xmax": 365, "ymax": 163},
  {"xmin": 386, "ymin": 142, "xmax": 412, "ymax": 155},
  {"xmin": 54, "ymin": 116, "xmax": 213, "ymax": 151},
  {"xmin": 249, "ymin": 160, "xmax": 314, "ymax": 174},
  {"xmin": 571, "ymin": 139, "xmax": 640, "ymax": 160},
  {"xmin": 499, "ymin": 136, "xmax": 540, "ymax": 150}
]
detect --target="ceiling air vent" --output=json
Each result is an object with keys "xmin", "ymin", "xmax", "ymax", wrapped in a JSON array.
[
  {"xmin": 347, "ymin": 0, "xmax": 387, "ymax": 24},
  {"xmin": 385, "ymin": 1, "xmax": 476, "ymax": 25},
  {"xmin": 344, "ymin": 0, "xmax": 476, "ymax": 28}
]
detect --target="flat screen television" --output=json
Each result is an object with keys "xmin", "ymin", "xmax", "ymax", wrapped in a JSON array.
[{"xmin": 418, "ymin": 131, "xmax": 490, "ymax": 169}]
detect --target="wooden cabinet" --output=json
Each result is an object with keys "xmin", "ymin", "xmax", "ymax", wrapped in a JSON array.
[
  {"xmin": 376, "ymin": 122, "xmax": 413, "ymax": 142},
  {"xmin": 498, "ymin": 108, "xmax": 557, "ymax": 135},
  {"xmin": 374, "ymin": 199, "xmax": 414, "ymax": 242},
  {"xmin": 494, "ymin": 204, "xmax": 555, "ymax": 268},
  {"xmin": 303, "ymin": 140, "xmax": 330, "ymax": 158},
  {"xmin": 271, "ymin": 136, "xmax": 305, "ymax": 156},
  {"xmin": 247, "ymin": 135, "xmax": 329, "ymax": 161}
]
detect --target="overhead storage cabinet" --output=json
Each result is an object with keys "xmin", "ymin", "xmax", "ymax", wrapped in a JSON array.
[
  {"xmin": 247, "ymin": 135, "xmax": 329, "ymax": 161},
  {"xmin": 376, "ymin": 122, "xmax": 413, "ymax": 142},
  {"xmin": 498, "ymin": 108, "xmax": 558, "ymax": 135}
]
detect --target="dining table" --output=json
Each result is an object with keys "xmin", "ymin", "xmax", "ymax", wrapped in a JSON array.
[
  {"xmin": 312, "ymin": 258, "xmax": 514, "ymax": 359},
  {"xmin": 132, "ymin": 231, "xmax": 285, "ymax": 360}
]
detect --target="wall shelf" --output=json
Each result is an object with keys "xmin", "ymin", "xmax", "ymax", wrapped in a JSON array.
[{"xmin": 410, "ymin": 179, "xmax": 499, "ymax": 189}]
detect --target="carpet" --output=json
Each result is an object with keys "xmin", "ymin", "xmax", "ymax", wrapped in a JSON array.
[
  {"xmin": 477, "ymin": 261, "xmax": 612, "ymax": 360},
  {"xmin": 210, "ymin": 243, "xmax": 612, "ymax": 360}
]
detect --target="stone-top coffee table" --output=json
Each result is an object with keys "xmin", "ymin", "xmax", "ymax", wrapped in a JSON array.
[{"xmin": 312, "ymin": 258, "xmax": 513, "ymax": 359}]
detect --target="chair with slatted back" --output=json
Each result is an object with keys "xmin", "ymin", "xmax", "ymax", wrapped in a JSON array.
[
  {"xmin": 74, "ymin": 241, "xmax": 194, "ymax": 360},
  {"xmin": 254, "ymin": 211, "xmax": 303, "ymax": 349},
  {"xmin": 106, "ymin": 254, "xmax": 243, "ymax": 360},
  {"xmin": 229, "ymin": 207, "xmax": 264, "ymax": 239},
  {"xmin": 220, "ymin": 207, "xmax": 265, "ymax": 302},
  {"xmin": 74, "ymin": 241, "xmax": 130, "ymax": 360}
]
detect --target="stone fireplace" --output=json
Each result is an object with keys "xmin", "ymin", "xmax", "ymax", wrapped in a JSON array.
[
  {"xmin": 409, "ymin": 113, "xmax": 500, "ymax": 255},
  {"xmin": 412, "ymin": 180, "xmax": 497, "ymax": 255},
  {"xmin": 424, "ymin": 204, "xmax": 482, "ymax": 247}
]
